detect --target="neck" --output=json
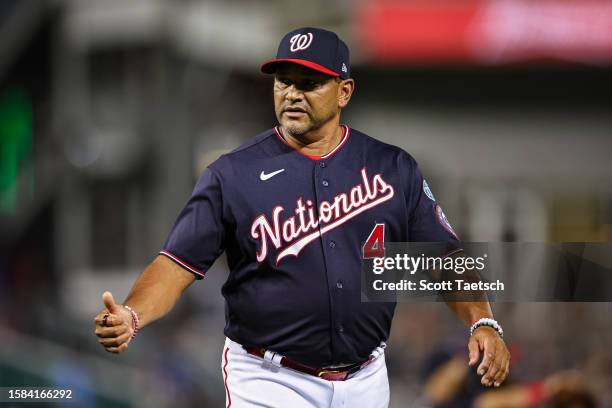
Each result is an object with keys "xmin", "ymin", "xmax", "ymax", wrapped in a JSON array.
[{"xmin": 281, "ymin": 116, "xmax": 343, "ymax": 158}]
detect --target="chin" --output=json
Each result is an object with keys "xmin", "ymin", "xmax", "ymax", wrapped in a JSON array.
[{"xmin": 282, "ymin": 120, "xmax": 312, "ymax": 137}]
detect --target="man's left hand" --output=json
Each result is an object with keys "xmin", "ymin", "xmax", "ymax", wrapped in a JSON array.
[{"xmin": 468, "ymin": 326, "xmax": 510, "ymax": 387}]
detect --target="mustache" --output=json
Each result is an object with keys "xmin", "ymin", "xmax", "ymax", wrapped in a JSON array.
[{"xmin": 282, "ymin": 105, "xmax": 309, "ymax": 113}]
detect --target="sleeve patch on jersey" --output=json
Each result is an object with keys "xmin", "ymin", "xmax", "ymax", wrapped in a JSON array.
[
  {"xmin": 435, "ymin": 204, "xmax": 458, "ymax": 239},
  {"xmin": 423, "ymin": 179, "xmax": 436, "ymax": 201}
]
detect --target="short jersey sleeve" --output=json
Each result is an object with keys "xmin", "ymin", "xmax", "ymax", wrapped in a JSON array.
[
  {"xmin": 399, "ymin": 151, "xmax": 461, "ymax": 247},
  {"xmin": 159, "ymin": 168, "xmax": 226, "ymax": 279}
]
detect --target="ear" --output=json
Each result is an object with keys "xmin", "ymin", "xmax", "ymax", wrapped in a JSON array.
[{"xmin": 338, "ymin": 79, "xmax": 355, "ymax": 109}]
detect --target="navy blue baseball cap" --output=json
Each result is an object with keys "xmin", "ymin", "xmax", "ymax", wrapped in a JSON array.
[{"xmin": 260, "ymin": 27, "xmax": 351, "ymax": 79}]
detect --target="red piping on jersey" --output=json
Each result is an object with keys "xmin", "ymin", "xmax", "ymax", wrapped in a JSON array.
[
  {"xmin": 260, "ymin": 58, "xmax": 340, "ymax": 77},
  {"xmin": 159, "ymin": 250, "xmax": 206, "ymax": 278},
  {"xmin": 223, "ymin": 347, "xmax": 232, "ymax": 408},
  {"xmin": 274, "ymin": 125, "xmax": 350, "ymax": 161}
]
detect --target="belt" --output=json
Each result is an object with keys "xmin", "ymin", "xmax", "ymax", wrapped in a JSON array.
[{"xmin": 243, "ymin": 346, "xmax": 377, "ymax": 381}]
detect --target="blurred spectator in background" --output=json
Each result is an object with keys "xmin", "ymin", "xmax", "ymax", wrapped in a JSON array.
[
  {"xmin": 419, "ymin": 346, "xmax": 491, "ymax": 408},
  {"xmin": 474, "ymin": 371, "xmax": 597, "ymax": 408},
  {"xmin": 418, "ymin": 345, "xmax": 600, "ymax": 408}
]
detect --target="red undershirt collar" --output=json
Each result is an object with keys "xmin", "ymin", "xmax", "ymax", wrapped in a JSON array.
[{"xmin": 274, "ymin": 125, "xmax": 350, "ymax": 161}]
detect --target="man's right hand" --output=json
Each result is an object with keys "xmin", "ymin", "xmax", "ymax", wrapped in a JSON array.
[{"xmin": 94, "ymin": 291, "xmax": 134, "ymax": 354}]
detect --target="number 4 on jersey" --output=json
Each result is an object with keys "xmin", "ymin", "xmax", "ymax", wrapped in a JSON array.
[{"xmin": 362, "ymin": 223, "xmax": 385, "ymax": 259}]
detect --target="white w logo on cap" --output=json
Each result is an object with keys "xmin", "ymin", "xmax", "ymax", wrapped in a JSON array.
[{"xmin": 289, "ymin": 33, "xmax": 313, "ymax": 52}]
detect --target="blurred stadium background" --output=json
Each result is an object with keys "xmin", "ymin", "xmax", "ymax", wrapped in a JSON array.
[{"xmin": 0, "ymin": 0, "xmax": 611, "ymax": 407}]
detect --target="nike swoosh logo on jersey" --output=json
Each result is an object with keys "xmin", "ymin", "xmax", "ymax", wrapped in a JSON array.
[{"xmin": 260, "ymin": 169, "xmax": 285, "ymax": 181}]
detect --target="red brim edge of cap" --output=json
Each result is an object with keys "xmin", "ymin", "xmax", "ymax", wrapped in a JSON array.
[{"xmin": 260, "ymin": 59, "xmax": 340, "ymax": 77}]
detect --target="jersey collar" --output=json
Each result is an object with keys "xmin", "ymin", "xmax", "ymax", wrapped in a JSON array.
[{"xmin": 274, "ymin": 125, "xmax": 350, "ymax": 161}]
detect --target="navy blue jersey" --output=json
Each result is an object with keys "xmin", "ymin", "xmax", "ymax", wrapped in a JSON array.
[{"xmin": 160, "ymin": 125, "xmax": 460, "ymax": 367}]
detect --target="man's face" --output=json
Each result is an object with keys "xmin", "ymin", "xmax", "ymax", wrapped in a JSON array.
[{"xmin": 273, "ymin": 63, "xmax": 344, "ymax": 136}]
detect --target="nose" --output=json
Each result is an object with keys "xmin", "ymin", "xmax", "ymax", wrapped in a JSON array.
[{"xmin": 285, "ymin": 84, "xmax": 303, "ymax": 102}]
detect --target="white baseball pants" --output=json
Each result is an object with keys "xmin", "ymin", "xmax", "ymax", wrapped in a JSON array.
[{"xmin": 221, "ymin": 337, "xmax": 390, "ymax": 408}]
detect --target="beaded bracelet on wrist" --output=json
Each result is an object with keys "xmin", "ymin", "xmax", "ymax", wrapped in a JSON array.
[
  {"xmin": 470, "ymin": 318, "xmax": 503, "ymax": 338},
  {"xmin": 123, "ymin": 304, "xmax": 140, "ymax": 340}
]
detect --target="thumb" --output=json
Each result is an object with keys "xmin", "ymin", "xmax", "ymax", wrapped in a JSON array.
[
  {"xmin": 468, "ymin": 336, "xmax": 480, "ymax": 366},
  {"xmin": 102, "ymin": 291, "xmax": 120, "ymax": 313}
]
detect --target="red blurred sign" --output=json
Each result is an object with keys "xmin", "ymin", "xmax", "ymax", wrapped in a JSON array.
[{"xmin": 355, "ymin": 0, "xmax": 612, "ymax": 65}]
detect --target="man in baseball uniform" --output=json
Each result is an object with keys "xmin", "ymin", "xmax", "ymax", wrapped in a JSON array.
[{"xmin": 94, "ymin": 27, "xmax": 510, "ymax": 407}]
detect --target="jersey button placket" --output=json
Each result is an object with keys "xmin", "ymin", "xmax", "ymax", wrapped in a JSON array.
[{"xmin": 314, "ymin": 160, "xmax": 346, "ymax": 353}]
